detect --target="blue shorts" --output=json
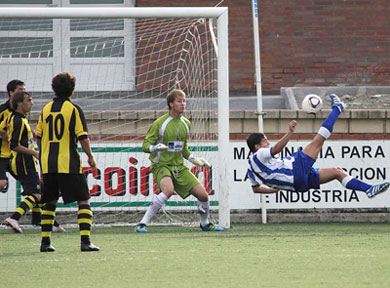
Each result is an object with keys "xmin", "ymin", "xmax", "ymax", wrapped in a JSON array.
[{"xmin": 292, "ymin": 148, "xmax": 320, "ymax": 192}]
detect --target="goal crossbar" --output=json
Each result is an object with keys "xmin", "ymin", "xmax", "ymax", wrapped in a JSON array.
[{"xmin": 0, "ymin": 7, "xmax": 227, "ymax": 19}]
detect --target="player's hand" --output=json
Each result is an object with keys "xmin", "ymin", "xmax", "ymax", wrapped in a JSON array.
[
  {"xmin": 149, "ymin": 143, "xmax": 168, "ymax": 152},
  {"xmin": 289, "ymin": 120, "xmax": 297, "ymax": 133},
  {"xmin": 33, "ymin": 151, "xmax": 39, "ymax": 159},
  {"xmin": 88, "ymin": 156, "xmax": 97, "ymax": 172},
  {"xmin": 188, "ymin": 155, "xmax": 211, "ymax": 167}
]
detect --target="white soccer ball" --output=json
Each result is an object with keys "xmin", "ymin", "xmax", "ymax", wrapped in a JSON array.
[{"xmin": 302, "ymin": 94, "xmax": 323, "ymax": 114}]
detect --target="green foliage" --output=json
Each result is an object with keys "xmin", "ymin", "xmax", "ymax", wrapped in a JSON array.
[{"xmin": 1, "ymin": 224, "xmax": 389, "ymax": 288}]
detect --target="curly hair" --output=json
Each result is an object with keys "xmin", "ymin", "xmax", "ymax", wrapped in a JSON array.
[{"xmin": 51, "ymin": 72, "xmax": 76, "ymax": 98}]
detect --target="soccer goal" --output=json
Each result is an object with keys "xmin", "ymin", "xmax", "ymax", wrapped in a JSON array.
[{"xmin": 0, "ymin": 7, "xmax": 230, "ymax": 228}]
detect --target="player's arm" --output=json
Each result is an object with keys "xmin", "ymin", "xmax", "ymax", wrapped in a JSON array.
[
  {"xmin": 182, "ymin": 120, "xmax": 210, "ymax": 167},
  {"xmin": 142, "ymin": 122, "xmax": 167, "ymax": 153},
  {"xmin": 182, "ymin": 137, "xmax": 191, "ymax": 160},
  {"xmin": 80, "ymin": 137, "xmax": 96, "ymax": 172},
  {"xmin": 271, "ymin": 120, "xmax": 297, "ymax": 155},
  {"xmin": 10, "ymin": 117, "xmax": 39, "ymax": 159},
  {"xmin": 74, "ymin": 105, "xmax": 96, "ymax": 171},
  {"xmin": 252, "ymin": 185, "xmax": 279, "ymax": 194},
  {"xmin": 247, "ymin": 169, "xmax": 278, "ymax": 193},
  {"xmin": 0, "ymin": 117, "xmax": 8, "ymax": 141},
  {"xmin": 12, "ymin": 145, "xmax": 39, "ymax": 158},
  {"xmin": 36, "ymin": 112, "xmax": 43, "ymax": 151}
]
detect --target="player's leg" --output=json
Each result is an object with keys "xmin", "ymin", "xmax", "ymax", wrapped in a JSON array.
[
  {"xmin": 31, "ymin": 203, "xmax": 41, "ymax": 226},
  {"xmin": 35, "ymin": 180, "xmax": 66, "ymax": 232},
  {"xmin": 33, "ymin": 202, "xmax": 66, "ymax": 232},
  {"xmin": 4, "ymin": 174, "xmax": 41, "ymax": 233},
  {"xmin": 40, "ymin": 174, "xmax": 59, "ymax": 252},
  {"xmin": 77, "ymin": 199, "xmax": 99, "ymax": 252},
  {"xmin": 40, "ymin": 201, "xmax": 57, "ymax": 252},
  {"xmin": 190, "ymin": 184, "xmax": 224, "ymax": 231},
  {"xmin": 0, "ymin": 158, "xmax": 9, "ymax": 193},
  {"xmin": 319, "ymin": 168, "xmax": 390, "ymax": 198},
  {"xmin": 303, "ymin": 94, "xmax": 345, "ymax": 160},
  {"xmin": 180, "ymin": 167, "xmax": 223, "ymax": 232},
  {"xmin": 58, "ymin": 173, "xmax": 98, "ymax": 252},
  {"xmin": 136, "ymin": 166, "xmax": 175, "ymax": 232}
]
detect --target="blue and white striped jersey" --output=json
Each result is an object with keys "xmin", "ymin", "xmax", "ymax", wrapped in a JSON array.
[{"xmin": 247, "ymin": 147, "xmax": 296, "ymax": 191}]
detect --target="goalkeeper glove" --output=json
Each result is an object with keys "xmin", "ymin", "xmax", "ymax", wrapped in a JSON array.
[
  {"xmin": 149, "ymin": 143, "xmax": 168, "ymax": 152},
  {"xmin": 188, "ymin": 155, "xmax": 211, "ymax": 167}
]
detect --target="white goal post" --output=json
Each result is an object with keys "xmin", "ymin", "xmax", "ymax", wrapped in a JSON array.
[{"xmin": 0, "ymin": 7, "xmax": 230, "ymax": 228}]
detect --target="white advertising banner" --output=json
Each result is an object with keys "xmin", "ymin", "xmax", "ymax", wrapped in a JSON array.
[
  {"xmin": 0, "ymin": 140, "xmax": 389, "ymax": 212},
  {"xmin": 230, "ymin": 140, "xmax": 390, "ymax": 209}
]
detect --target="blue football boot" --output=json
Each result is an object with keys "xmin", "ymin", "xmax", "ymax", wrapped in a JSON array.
[
  {"xmin": 200, "ymin": 223, "xmax": 224, "ymax": 232},
  {"xmin": 135, "ymin": 223, "xmax": 148, "ymax": 233},
  {"xmin": 366, "ymin": 182, "xmax": 390, "ymax": 198},
  {"xmin": 328, "ymin": 94, "xmax": 346, "ymax": 112}
]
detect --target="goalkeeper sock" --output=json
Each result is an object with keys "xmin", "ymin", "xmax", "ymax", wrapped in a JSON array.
[
  {"xmin": 342, "ymin": 175, "xmax": 371, "ymax": 192},
  {"xmin": 11, "ymin": 195, "xmax": 38, "ymax": 221},
  {"xmin": 198, "ymin": 200, "xmax": 210, "ymax": 227},
  {"xmin": 41, "ymin": 203, "xmax": 56, "ymax": 245},
  {"xmin": 140, "ymin": 192, "xmax": 168, "ymax": 225},
  {"xmin": 318, "ymin": 107, "xmax": 341, "ymax": 139},
  {"xmin": 78, "ymin": 204, "xmax": 93, "ymax": 245}
]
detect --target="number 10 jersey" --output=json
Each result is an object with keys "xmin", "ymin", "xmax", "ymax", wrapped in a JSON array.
[{"xmin": 36, "ymin": 97, "xmax": 88, "ymax": 174}]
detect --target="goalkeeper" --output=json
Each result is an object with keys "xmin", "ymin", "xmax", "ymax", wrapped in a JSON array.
[{"xmin": 136, "ymin": 89, "xmax": 224, "ymax": 232}]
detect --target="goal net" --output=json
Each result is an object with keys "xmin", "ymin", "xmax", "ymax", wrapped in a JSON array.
[{"xmin": 0, "ymin": 7, "xmax": 230, "ymax": 228}]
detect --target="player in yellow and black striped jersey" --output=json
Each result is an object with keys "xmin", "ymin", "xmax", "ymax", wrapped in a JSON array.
[
  {"xmin": 0, "ymin": 80, "xmax": 25, "ymax": 193},
  {"xmin": 2, "ymin": 91, "xmax": 41, "ymax": 233},
  {"xmin": 36, "ymin": 72, "xmax": 99, "ymax": 252},
  {"xmin": 2, "ymin": 91, "xmax": 66, "ymax": 233}
]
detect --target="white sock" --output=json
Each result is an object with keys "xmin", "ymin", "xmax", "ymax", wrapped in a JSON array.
[
  {"xmin": 198, "ymin": 200, "xmax": 210, "ymax": 227},
  {"xmin": 341, "ymin": 175, "xmax": 353, "ymax": 187},
  {"xmin": 140, "ymin": 193, "xmax": 169, "ymax": 225},
  {"xmin": 318, "ymin": 127, "xmax": 331, "ymax": 139}
]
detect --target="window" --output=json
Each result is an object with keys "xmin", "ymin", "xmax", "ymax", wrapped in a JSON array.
[
  {"xmin": 0, "ymin": 37, "xmax": 53, "ymax": 58},
  {"xmin": 70, "ymin": 37, "xmax": 124, "ymax": 58},
  {"xmin": 70, "ymin": 19, "xmax": 124, "ymax": 31},
  {"xmin": 70, "ymin": 0, "xmax": 123, "ymax": 4},
  {"xmin": 0, "ymin": 19, "xmax": 52, "ymax": 31},
  {"xmin": 0, "ymin": 0, "xmax": 52, "ymax": 4}
]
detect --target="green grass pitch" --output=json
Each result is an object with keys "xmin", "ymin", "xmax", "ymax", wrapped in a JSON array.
[{"xmin": 1, "ymin": 223, "xmax": 389, "ymax": 288}]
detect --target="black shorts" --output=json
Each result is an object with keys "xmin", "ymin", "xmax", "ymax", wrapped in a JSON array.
[
  {"xmin": 18, "ymin": 172, "xmax": 42, "ymax": 196},
  {"xmin": 42, "ymin": 173, "xmax": 90, "ymax": 205},
  {"xmin": 0, "ymin": 158, "xmax": 10, "ymax": 180}
]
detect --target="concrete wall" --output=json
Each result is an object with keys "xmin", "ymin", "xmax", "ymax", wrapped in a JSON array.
[{"xmin": 28, "ymin": 109, "xmax": 390, "ymax": 137}]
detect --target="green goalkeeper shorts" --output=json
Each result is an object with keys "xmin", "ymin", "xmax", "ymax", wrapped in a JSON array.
[{"xmin": 152, "ymin": 164, "xmax": 200, "ymax": 199}]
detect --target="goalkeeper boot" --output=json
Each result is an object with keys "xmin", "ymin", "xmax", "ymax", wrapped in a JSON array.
[
  {"xmin": 366, "ymin": 182, "xmax": 390, "ymax": 198},
  {"xmin": 135, "ymin": 223, "xmax": 147, "ymax": 233},
  {"xmin": 200, "ymin": 223, "xmax": 224, "ymax": 232},
  {"xmin": 4, "ymin": 217, "xmax": 23, "ymax": 233},
  {"xmin": 329, "ymin": 94, "xmax": 345, "ymax": 112},
  {"xmin": 81, "ymin": 242, "xmax": 100, "ymax": 252},
  {"xmin": 40, "ymin": 243, "xmax": 56, "ymax": 252}
]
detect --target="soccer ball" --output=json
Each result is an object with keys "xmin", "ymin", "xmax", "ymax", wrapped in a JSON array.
[{"xmin": 302, "ymin": 94, "xmax": 323, "ymax": 114}]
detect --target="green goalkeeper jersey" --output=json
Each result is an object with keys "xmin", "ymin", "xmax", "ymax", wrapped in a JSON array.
[{"xmin": 142, "ymin": 113, "xmax": 191, "ymax": 166}]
